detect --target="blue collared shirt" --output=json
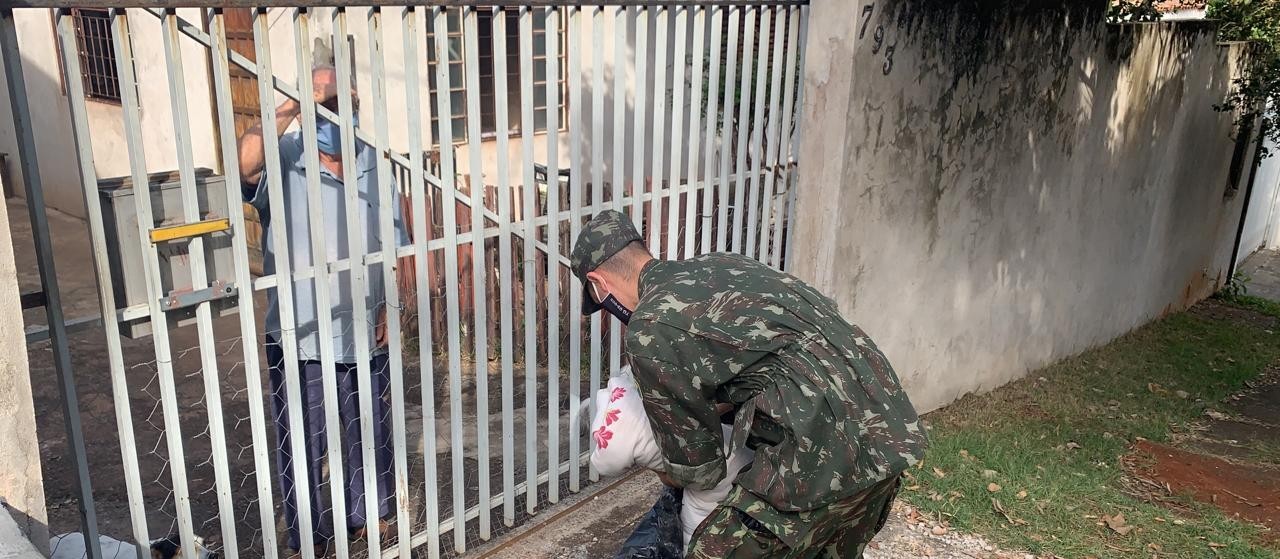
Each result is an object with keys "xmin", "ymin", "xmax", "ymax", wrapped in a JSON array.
[{"xmin": 246, "ymin": 131, "xmax": 408, "ymax": 363}]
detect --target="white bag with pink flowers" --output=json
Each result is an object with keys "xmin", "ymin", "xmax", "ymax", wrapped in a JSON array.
[
  {"xmin": 589, "ymin": 367, "xmax": 664, "ymax": 475},
  {"xmin": 588, "ymin": 366, "xmax": 754, "ymax": 551}
]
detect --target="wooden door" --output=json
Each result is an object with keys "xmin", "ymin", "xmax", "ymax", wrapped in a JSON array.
[
  {"xmin": 221, "ymin": 8, "xmax": 265, "ymax": 274},
  {"xmin": 224, "ymin": 8, "xmax": 261, "ymax": 138}
]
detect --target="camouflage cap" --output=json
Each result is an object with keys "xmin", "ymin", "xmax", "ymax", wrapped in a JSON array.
[{"xmin": 570, "ymin": 210, "xmax": 644, "ymax": 315}]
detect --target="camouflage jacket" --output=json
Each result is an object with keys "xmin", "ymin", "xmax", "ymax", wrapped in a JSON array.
[{"xmin": 626, "ymin": 253, "xmax": 927, "ymax": 516}]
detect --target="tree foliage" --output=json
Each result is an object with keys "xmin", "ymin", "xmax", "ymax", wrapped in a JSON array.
[
  {"xmin": 1107, "ymin": 0, "xmax": 1163, "ymax": 23},
  {"xmin": 1208, "ymin": 0, "xmax": 1280, "ymax": 155}
]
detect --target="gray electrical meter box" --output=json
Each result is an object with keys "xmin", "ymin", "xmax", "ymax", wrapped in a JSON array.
[{"xmin": 99, "ymin": 168, "xmax": 240, "ymax": 338}]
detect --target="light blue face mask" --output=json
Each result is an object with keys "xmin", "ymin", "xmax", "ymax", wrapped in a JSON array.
[{"xmin": 316, "ymin": 115, "xmax": 357, "ymax": 155}]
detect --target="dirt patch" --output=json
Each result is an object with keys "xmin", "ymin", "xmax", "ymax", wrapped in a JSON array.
[
  {"xmin": 1185, "ymin": 364, "xmax": 1280, "ymax": 467},
  {"xmin": 1128, "ymin": 440, "xmax": 1280, "ymax": 532},
  {"xmin": 1189, "ymin": 299, "xmax": 1280, "ymax": 330},
  {"xmin": 1228, "ymin": 384, "xmax": 1280, "ymax": 425},
  {"xmin": 865, "ymin": 503, "xmax": 1026, "ymax": 559},
  {"xmin": 1201, "ymin": 418, "xmax": 1276, "ymax": 446},
  {"xmin": 1002, "ymin": 391, "xmax": 1054, "ymax": 422}
]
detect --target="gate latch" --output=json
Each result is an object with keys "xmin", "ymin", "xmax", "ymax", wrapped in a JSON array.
[{"xmin": 161, "ymin": 280, "xmax": 237, "ymax": 312}]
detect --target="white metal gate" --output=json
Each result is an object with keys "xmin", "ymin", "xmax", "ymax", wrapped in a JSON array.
[{"xmin": 1, "ymin": 2, "xmax": 808, "ymax": 558}]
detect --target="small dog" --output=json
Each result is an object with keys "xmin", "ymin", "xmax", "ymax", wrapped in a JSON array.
[{"xmin": 149, "ymin": 536, "xmax": 218, "ymax": 559}]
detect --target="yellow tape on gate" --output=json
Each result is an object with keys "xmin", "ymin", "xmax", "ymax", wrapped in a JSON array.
[{"xmin": 149, "ymin": 218, "xmax": 231, "ymax": 243}]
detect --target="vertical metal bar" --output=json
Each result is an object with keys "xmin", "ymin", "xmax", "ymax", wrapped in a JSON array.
[
  {"xmin": 716, "ymin": 8, "xmax": 739, "ymax": 253},
  {"xmin": 86, "ymin": 8, "xmax": 164, "ymax": 552},
  {"xmin": 253, "ymin": 10, "xmax": 318, "ymax": 558},
  {"xmin": 648, "ymin": 7, "xmax": 667, "ymax": 256},
  {"xmin": 490, "ymin": 5, "xmax": 517, "ymax": 527},
  {"xmin": 543, "ymin": 5, "xmax": 562, "ymax": 506},
  {"xmin": 757, "ymin": 6, "xmax": 786, "ymax": 266},
  {"xmin": 684, "ymin": 6, "xmax": 705, "ymax": 259},
  {"xmin": 461, "ymin": 5, "xmax": 492, "ymax": 539},
  {"xmin": 664, "ymin": 7, "xmax": 686, "ymax": 260},
  {"xmin": 701, "ymin": 7, "xmax": 723, "ymax": 255},
  {"xmin": 23, "ymin": 10, "xmax": 103, "ymax": 559},
  {"xmin": 517, "ymin": 5, "xmax": 539, "ymax": 515},
  {"xmin": 294, "ymin": 11, "xmax": 352, "ymax": 558},
  {"xmin": 783, "ymin": 5, "xmax": 808, "ymax": 274},
  {"xmin": 744, "ymin": 7, "xmax": 771, "ymax": 261},
  {"xmin": 431, "ymin": 7, "xmax": 468, "ymax": 551},
  {"xmin": 333, "ymin": 9, "xmax": 383, "ymax": 558},
  {"xmin": 770, "ymin": 7, "xmax": 800, "ymax": 269},
  {"xmin": 160, "ymin": 10, "xmax": 241, "ymax": 556},
  {"xmin": 97, "ymin": 10, "xmax": 201, "ymax": 559},
  {"xmin": 730, "ymin": 8, "xmax": 756, "ymax": 255},
  {"xmin": 402, "ymin": 7, "xmax": 441, "ymax": 558},
  {"xmin": 208, "ymin": 10, "xmax": 280, "ymax": 558},
  {"xmin": 587, "ymin": 4, "xmax": 607, "ymax": 484},
  {"xmin": 606, "ymin": 5, "xmax": 627, "ymax": 419},
  {"xmin": 566, "ymin": 4, "xmax": 584, "ymax": 494},
  {"xmin": 365, "ymin": 9, "xmax": 413, "ymax": 558},
  {"xmin": 629, "ymin": 7, "xmax": 647, "ymax": 232}
]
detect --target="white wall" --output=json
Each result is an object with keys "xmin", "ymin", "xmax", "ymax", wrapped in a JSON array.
[
  {"xmin": 792, "ymin": 1, "xmax": 1255, "ymax": 413},
  {"xmin": 1265, "ymin": 151, "xmax": 1280, "ymax": 250},
  {"xmin": 0, "ymin": 9, "xmax": 85, "ymax": 218},
  {"xmin": 1163, "ymin": 9, "xmax": 1208, "ymax": 21},
  {"xmin": 118, "ymin": 8, "xmax": 221, "ymax": 181},
  {"xmin": 571, "ymin": 7, "xmax": 715, "ymax": 192},
  {"xmin": 0, "ymin": 9, "xmax": 220, "ymax": 219},
  {"xmin": 321, "ymin": 6, "xmax": 709, "ymax": 193},
  {"xmin": 1, "ymin": 6, "xmax": 728, "ymax": 219},
  {"xmin": 1240, "ymin": 105, "xmax": 1280, "ymax": 257}
]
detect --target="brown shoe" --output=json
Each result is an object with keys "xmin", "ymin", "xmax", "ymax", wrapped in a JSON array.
[{"xmin": 349, "ymin": 519, "xmax": 391, "ymax": 542}]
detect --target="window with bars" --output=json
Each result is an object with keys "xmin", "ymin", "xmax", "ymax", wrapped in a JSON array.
[
  {"xmin": 70, "ymin": 8, "xmax": 122, "ymax": 103},
  {"xmin": 426, "ymin": 8, "xmax": 568, "ymax": 145}
]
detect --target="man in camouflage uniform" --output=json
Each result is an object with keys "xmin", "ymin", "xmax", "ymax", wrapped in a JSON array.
[{"xmin": 570, "ymin": 210, "xmax": 928, "ymax": 558}]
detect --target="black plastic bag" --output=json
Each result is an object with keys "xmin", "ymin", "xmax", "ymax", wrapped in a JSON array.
[{"xmin": 614, "ymin": 486, "xmax": 684, "ymax": 559}]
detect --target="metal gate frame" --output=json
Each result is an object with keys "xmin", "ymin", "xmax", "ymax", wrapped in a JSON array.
[{"xmin": 0, "ymin": 2, "xmax": 809, "ymax": 558}]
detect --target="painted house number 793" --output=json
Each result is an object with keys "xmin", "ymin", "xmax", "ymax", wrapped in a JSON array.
[{"xmin": 859, "ymin": 3, "xmax": 896, "ymax": 75}]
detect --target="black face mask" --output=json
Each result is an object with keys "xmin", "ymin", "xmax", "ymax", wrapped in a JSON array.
[{"xmin": 593, "ymin": 283, "xmax": 633, "ymax": 324}]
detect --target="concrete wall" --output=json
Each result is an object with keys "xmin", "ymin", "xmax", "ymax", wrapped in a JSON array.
[
  {"xmin": 0, "ymin": 194, "xmax": 47, "ymax": 550},
  {"xmin": 792, "ymin": 0, "xmax": 1256, "ymax": 413}
]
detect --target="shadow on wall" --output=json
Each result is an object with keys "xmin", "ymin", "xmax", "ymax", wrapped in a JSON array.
[
  {"xmin": 0, "ymin": 11, "xmax": 86, "ymax": 220},
  {"xmin": 800, "ymin": 0, "xmax": 1256, "ymax": 411},
  {"xmin": 885, "ymin": 2, "xmax": 1239, "ymax": 254}
]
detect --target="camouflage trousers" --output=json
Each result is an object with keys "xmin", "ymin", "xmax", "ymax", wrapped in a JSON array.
[{"xmin": 685, "ymin": 475, "xmax": 900, "ymax": 559}]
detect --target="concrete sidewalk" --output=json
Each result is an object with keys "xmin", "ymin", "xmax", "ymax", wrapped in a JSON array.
[
  {"xmin": 477, "ymin": 472, "xmax": 663, "ymax": 559},
  {"xmin": 478, "ymin": 471, "xmax": 1024, "ymax": 559},
  {"xmin": 0, "ymin": 507, "xmax": 42, "ymax": 559},
  {"xmin": 1238, "ymin": 249, "xmax": 1280, "ymax": 302}
]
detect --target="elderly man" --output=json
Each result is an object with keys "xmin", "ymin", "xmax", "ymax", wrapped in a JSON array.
[
  {"xmin": 237, "ymin": 66, "xmax": 406, "ymax": 555},
  {"xmin": 570, "ymin": 210, "xmax": 928, "ymax": 558}
]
